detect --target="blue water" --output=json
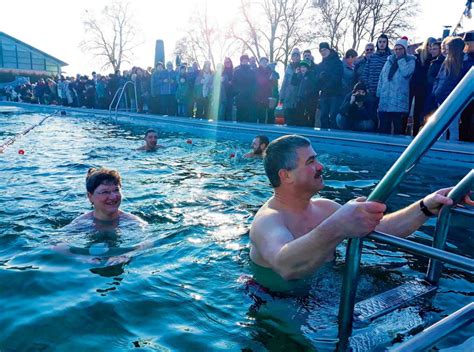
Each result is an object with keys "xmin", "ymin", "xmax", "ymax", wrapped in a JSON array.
[{"xmin": 0, "ymin": 110, "xmax": 472, "ymax": 351}]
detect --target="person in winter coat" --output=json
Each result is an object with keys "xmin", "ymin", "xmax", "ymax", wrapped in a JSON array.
[
  {"xmin": 363, "ymin": 34, "xmax": 391, "ymax": 97},
  {"xmin": 432, "ymin": 37, "xmax": 466, "ymax": 106},
  {"xmin": 354, "ymin": 43, "xmax": 375, "ymax": 86},
  {"xmin": 150, "ymin": 63, "xmax": 164, "ymax": 114},
  {"xmin": 233, "ymin": 54, "xmax": 257, "ymax": 122},
  {"xmin": 376, "ymin": 38, "xmax": 415, "ymax": 135},
  {"xmin": 460, "ymin": 31, "xmax": 474, "ymax": 142},
  {"xmin": 336, "ymin": 82, "xmax": 377, "ymax": 132},
  {"xmin": 342, "ymin": 49, "xmax": 358, "ymax": 96},
  {"xmin": 219, "ymin": 57, "xmax": 234, "ymax": 121},
  {"xmin": 318, "ymin": 42, "xmax": 343, "ymax": 129},
  {"xmin": 158, "ymin": 61, "xmax": 177, "ymax": 115},
  {"xmin": 176, "ymin": 65, "xmax": 189, "ymax": 117},
  {"xmin": 410, "ymin": 37, "xmax": 436, "ymax": 135},
  {"xmin": 291, "ymin": 60, "xmax": 318, "ymax": 127},
  {"xmin": 279, "ymin": 49, "xmax": 301, "ymax": 125},
  {"xmin": 255, "ymin": 57, "xmax": 275, "ymax": 123},
  {"xmin": 194, "ymin": 61, "xmax": 214, "ymax": 118},
  {"xmin": 423, "ymin": 42, "xmax": 445, "ymax": 120}
]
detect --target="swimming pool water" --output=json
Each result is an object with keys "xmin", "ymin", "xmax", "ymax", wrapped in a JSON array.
[{"xmin": 0, "ymin": 110, "xmax": 472, "ymax": 351}]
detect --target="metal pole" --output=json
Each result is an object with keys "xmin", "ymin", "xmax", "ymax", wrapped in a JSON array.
[
  {"xmin": 427, "ymin": 170, "xmax": 474, "ymax": 283},
  {"xmin": 389, "ymin": 302, "xmax": 474, "ymax": 352},
  {"xmin": 368, "ymin": 231, "xmax": 474, "ymax": 272},
  {"xmin": 337, "ymin": 68, "xmax": 474, "ymax": 351}
]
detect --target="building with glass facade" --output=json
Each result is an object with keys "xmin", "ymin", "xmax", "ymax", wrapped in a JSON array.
[{"xmin": 0, "ymin": 31, "xmax": 67, "ymax": 77}]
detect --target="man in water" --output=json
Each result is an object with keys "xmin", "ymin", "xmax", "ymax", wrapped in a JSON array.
[
  {"xmin": 244, "ymin": 135, "xmax": 269, "ymax": 159},
  {"xmin": 250, "ymin": 135, "xmax": 472, "ymax": 284},
  {"xmin": 55, "ymin": 168, "xmax": 150, "ymax": 265},
  {"xmin": 137, "ymin": 129, "xmax": 164, "ymax": 151}
]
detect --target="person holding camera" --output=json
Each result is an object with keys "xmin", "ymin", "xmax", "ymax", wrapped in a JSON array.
[{"xmin": 336, "ymin": 82, "xmax": 377, "ymax": 132}]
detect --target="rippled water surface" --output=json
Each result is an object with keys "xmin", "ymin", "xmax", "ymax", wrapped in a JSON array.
[{"xmin": 0, "ymin": 110, "xmax": 472, "ymax": 351}]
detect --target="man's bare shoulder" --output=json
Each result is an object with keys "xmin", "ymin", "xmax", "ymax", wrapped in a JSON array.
[
  {"xmin": 250, "ymin": 200, "xmax": 287, "ymax": 239},
  {"xmin": 312, "ymin": 198, "xmax": 341, "ymax": 212}
]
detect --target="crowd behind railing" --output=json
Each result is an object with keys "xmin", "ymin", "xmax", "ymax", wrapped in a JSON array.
[{"xmin": 1, "ymin": 32, "xmax": 473, "ymax": 142}]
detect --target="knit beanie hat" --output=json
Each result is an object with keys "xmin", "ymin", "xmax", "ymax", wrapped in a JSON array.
[
  {"xmin": 319, "ymin": 42, "xmax": 330, "ymax": 50},
  {"xmin": 395, "ymin": 37, "xmax": 408, "ymax": 51},
  {"xmin": 299, "ymin": 59, "xmax": 311, "ymax": 68}
]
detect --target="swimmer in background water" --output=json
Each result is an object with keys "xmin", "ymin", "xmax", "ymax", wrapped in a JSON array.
[
  {"xmin": 243, "ymin": 135, "xmax": 269, "ymax": 159},
  {"xmin": 54, "ymin": 167, "xmax": 151, "ymax": 265},
  {"xmin": 136, "ymin": 129, "xmax": 165, "ymax": 151}
]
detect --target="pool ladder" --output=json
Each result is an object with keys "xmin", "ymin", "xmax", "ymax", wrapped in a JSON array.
[
  {"xmin": 108, "ymin": 80, "xmax": 138, "ymax": 121},
  {"xmin": 337, "ymin": 67, "xmax": 474, "ymax": 351}
]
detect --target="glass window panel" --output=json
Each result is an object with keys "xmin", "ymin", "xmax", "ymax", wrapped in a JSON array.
[
  {"xmin": 33, "ymin": 64, "xmax": 45, "ymax": 70},
  {"xmin": 4, "ymin": 62, "xmax": 17, "ymax": 68},
  {"xmin": 18, "ymin": 63, "xmax": 31, "ymax": 69}
]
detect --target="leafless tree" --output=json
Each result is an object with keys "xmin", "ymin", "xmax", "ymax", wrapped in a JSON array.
[
  {"xmin": 174, "ymin": 5, "xmax": 237, "ymax": 70},
  {"xmin": 231, "ymin": 0, "xmax": 314, "ymax": 68},
  {"xmin": 80, "ymin": 0, "xmax": 142, "ymax": 71},
  {"xmin": 312, "ymin": 0, "xmax": 419, "ymax": 54}
]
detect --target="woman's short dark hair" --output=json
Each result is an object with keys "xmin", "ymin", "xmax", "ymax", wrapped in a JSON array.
[
  {"xmin": 263, "ymin": 135, "xmax": 311, "ymax": 188},
  {"xmin": 345, "ymin": 49, "xmax": 358, "ymax": 58},
  {"xmin": 86, "ymin": 168, "xmax": 122, "ymax": 194}
]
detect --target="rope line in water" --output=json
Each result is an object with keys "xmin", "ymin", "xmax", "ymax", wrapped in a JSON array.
[{"xmin": 0, "ymin": 110, "xmax": 59, "ymax": 153}]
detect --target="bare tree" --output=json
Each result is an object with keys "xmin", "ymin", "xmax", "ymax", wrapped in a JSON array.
[
  {"xmin": 174, "ymin": 5, "xmax": 237, "ymax": 70},
  {"xmin": 312, "ymin": 0, "xmax": 419, "ymax": 54},
  {"xmin": 231, "ymin": 0, "xmax": 314, "ymax": 68},
  {"xmin": 80, "ymin": 0, "xmax": 142, "ymax": 71}
]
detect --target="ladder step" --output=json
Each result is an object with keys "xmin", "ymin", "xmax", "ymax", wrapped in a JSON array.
[{"xmin": 354, "ymin": 280, "xmax": 437, "ymax": 322}]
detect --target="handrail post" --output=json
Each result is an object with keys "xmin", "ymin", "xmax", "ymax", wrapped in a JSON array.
[
  {"xmin": 337, "ymin": 68, "xmax": 474, "ymax": 351},
  {"xmin": 427, "ymin": 170, "xmax": 474, "ymax": 284}
]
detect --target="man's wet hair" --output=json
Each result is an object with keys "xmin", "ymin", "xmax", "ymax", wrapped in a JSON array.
[
  {"xmin": 256, "ymin": 135, "xmax": 270, "ymax": 147},
  {"xmin": 263, "ymin": 135, "xmax": 311, "ymax": 188},
  {"xmin": 144, "ymin": 129, "xmax": 157, "ymax": 138},
  {"xmin": 86, "ymin": 168, "xmax": 122, "ymax": 194}
]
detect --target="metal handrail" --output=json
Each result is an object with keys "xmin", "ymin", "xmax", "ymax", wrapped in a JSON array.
[
  {"xmin": 367, "ymin": 230, "xmax": 474, "ymax": 272},
  {"xmin": 427, "ymin": 170, "xmax": 474, "ymax": 283},
  {"xmin": 389, "ymin": 302, "xmax": 474, "ymax": 352},
  {"xmin": 337, "ymin": 67, "xmax": 474, "ymax": 351},
  {"xmin": 108, "ymin": 87, "xmax": 124, "ymax": 119},
  {"xmin": 114, "ymin": 81, "xmax": 138, "ymax": 121}
]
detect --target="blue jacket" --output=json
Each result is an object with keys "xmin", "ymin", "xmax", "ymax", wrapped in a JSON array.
[
  {"xmin": 432, "ymin": 65, "xmax": 465, "ymax": 105},
  {"xmin": 158, "ymin": 70, "xmax": 177, "ymax": 95}
]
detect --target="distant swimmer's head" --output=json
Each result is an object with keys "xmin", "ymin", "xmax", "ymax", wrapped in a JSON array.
[
  {"xmin": 144, "ymin": 129, "xmax": 158, "ymax": 149},
  {"xmin": 86, "ymin": 168, "xmax": 123, "ymax": 215},
  {"xmin": 263, "ymin": 135, "xmax": 324, "ymax": 192},
  {"xmin": 251, "ymin": 135, "xmax": 270, "ymax": 156}
]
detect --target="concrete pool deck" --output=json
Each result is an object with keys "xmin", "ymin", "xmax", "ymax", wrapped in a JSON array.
[{"xmin": 1, "ymin": 101, "xmax": 473, "ymax": 166}]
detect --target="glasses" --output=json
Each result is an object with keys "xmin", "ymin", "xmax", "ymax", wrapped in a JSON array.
[
  {"xmin": 94, "ymin": 189, "xmax": 121, "ymax": 196},
  {"xmin": 365, "ymin": 48, "xmax": 374, "ymax": 52}
]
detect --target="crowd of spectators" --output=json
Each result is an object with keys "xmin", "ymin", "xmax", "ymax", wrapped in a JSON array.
[{"xmin": 1, "ymin": 31, "xmax": 473, "ymax": 141}]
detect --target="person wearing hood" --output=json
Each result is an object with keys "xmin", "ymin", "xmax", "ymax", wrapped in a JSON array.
[
  {"xmin": 291, "ymin": 59, "xmax": 318, "ymax": 127},
  {"xmin": 317, "ymin": 42, "xmax": 343, "ymax": 129},
  {"xmin": 376, "ymin": 37, "xmax": 416, "ymax": 135},
  {"xmin": 280, "ymin": 48, "xmax": 301, "ymax": 125}
]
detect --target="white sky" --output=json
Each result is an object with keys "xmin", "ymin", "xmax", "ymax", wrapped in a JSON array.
[{"xmin": 1, "ymin": 0, "xmax": 472, "ymax": 75}]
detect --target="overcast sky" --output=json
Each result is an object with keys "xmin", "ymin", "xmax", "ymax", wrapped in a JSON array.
[{"xmin": 1, "ymin": 0, "xmax": 472, "ymax": 75}]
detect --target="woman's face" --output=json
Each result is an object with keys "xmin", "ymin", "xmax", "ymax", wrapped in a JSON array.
[
  {"xmin": 88, "ymin": 183, "xmax": 122, "ymax": 217},
  {"xmin": 430, "ymin": 44, "xmax": 441, "ymax": 58},
  {"xmin": 394, "ymin": 45, "xmax": 405, "ymax": 58}
]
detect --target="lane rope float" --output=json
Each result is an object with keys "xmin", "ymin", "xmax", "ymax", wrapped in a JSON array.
[{"xmin": 0, "ymin": 110, "xmax": 59, "ymax": 153}]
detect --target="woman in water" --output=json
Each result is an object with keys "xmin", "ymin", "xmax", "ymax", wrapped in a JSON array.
[{"xmin": 55, "ymin": 168, "xmax": 150, "ymax": 265}]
